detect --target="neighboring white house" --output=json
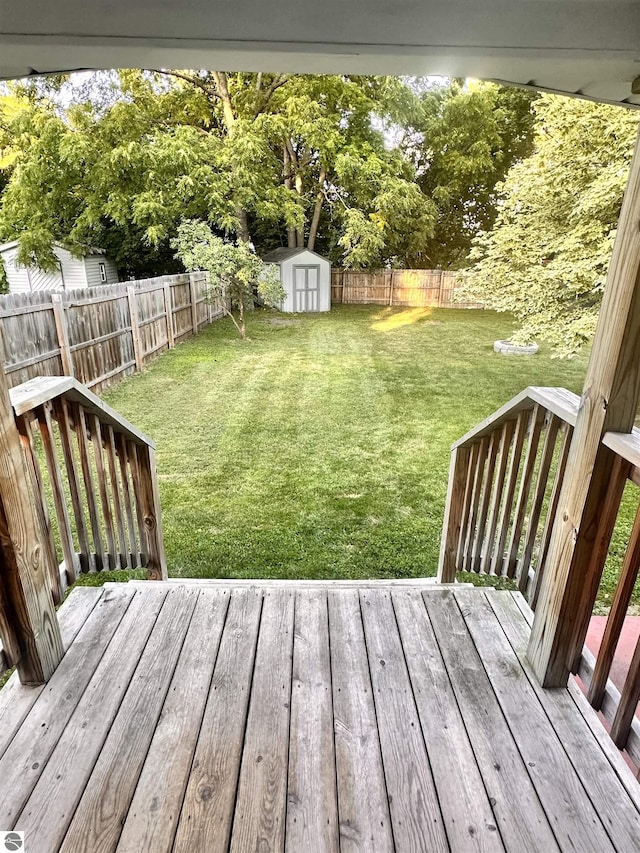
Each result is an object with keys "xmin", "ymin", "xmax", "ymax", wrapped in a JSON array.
[
  {"xmin": 0, "ymin": 241, "xmax": 119, "ymax": 293},
  {"xmin": 263, "ymin": 248, "xmax": 331, "ymax": 313}
]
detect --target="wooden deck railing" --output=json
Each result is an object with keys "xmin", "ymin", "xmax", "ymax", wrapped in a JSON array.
[
  {"xmin": 439, "ymin": 386, "xmax": 640, "ymax": 762},
  {"xmin": 9, "ymin": 375, "xmax": 166, "ymax": 602},
  {"xmin": 438, "ymin": 387, "xmax": 580, "ymax": 599}
]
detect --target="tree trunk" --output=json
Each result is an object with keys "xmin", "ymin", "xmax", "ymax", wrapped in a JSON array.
[
  {"xmin": 239, "ymin": 300, "xmax": 246, "ymax": 339},
  {"xmin": 307, "ymin": 165, "xmax": 326, "ymax": 253},
  {"xmin": 213, "ymin": 71, "xmax": 252, "ymax": 245},
  {"xmin": 294, "ymin": 173, "xmax": 305, "ymax": 248},
  {"xmin": 283, "ymin": 144, "xmax": 297, "ymax": 248}
]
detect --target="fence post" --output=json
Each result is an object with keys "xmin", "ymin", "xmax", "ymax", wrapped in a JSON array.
[
  {"xmin": 127, "ymin": 286, "xmax": 143, "ymax": 371},
  {"xmin": 205, "ymin": 273, "xmax": 212, "ymax": 324},
  {"xmin": 189, "ymin": 273, "xmax": 199, "ymax": 336},
  {"xmin": 388, "ymin": 270, "xmax": 395, "ymax": 307},
  {"xmin": 51, "ymin": 293, "xmax": 74, "ymax": 377},
  {"xmin": 163, "ymin": 280, "xmax": 175, "ymax": 349},
  {"xmin": 0, "ymin": 354, "xmax": 63, "ymax": 684}
]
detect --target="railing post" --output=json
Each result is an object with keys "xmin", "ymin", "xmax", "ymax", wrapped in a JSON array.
[
  {"xmin": 528, "ymin": 126, "xmax": 640, "ymax": 687},
  {"xmin": 0, "ymin": 357, "xmax": 63, "ymax": 684},
  {"xmin": 136, "ymin": 444, "xmax": 168, "ymax": 580},
  {"xmin": 437, "ymin": 445, "xmax": 471, "ymax": 582}
]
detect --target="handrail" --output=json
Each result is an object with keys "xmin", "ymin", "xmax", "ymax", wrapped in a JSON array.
[
  {"xmin": 453, "ymin": 386, "xmax": 580, "ymax": 449},
  {"xmin": 10, "ymin": 376, "xmax": 166, "ymax": 603}
]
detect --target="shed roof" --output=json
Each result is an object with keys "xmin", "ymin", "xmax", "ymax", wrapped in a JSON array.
[
  {"xmin": 263, "ymin": 248, "xmax": 329, "ymax": 263},
  {"xmin": 1, "ymin": 0, "xmax": 639, "ymax": 107}
]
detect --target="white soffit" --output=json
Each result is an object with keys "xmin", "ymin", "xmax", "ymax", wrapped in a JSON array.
[{"xmin": 1, "ymin": 0, "xmax": 639, "ymax": 106}]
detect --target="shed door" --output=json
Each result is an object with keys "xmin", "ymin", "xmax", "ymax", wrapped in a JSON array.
[{"xmin": 293, "ymin": 265, "xmax": 320, "ymax": 312}]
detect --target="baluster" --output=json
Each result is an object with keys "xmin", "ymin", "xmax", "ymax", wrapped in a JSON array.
[
  {"xmin": 89, "ymin": 413, "xmax": 117, "ymax": 569},
  {"xmin": 455, "ymin": 442, "xmax": 480, "ymax": 569},
  {"xmin": 127, "ymin": 440, "xmax": 147, "ymax": 563},
  {"xmin": 470, "ymin": 431, "xmax": 499, "ymax": 573},
  {"xmin": 506, "ymin": 405, "xmax": 546, "ymax": 578},
  {"xmin": 438, "ymin": 445, "xmax": 471, "ymax": 582},
  {"xmin": 530, "ymin": 424, "xmax": 572, "ymax": 610},
  {"xmin": 462, "ymin": 436, "xmax": 489, "ymax": 573},
  {"xmin": 481, "ymin": 420, "xmax": 515, "ymax": 574},
  {"xmin": 588, "ymin": 499, "xmax": 640, "ymax": 710},
  {"xmin": 490, "ymin": 409, "xmax": 529, "ymax": 576},
  {"xmin": 104, "ymin": 425, "xmax": 128, "ymax": 568},
  {"xmin": 36, "ymin": 403, "xmax": 79, "ymax": 585},
  {"xmin": 73, "ymin": 403, "xmax": 104, "ymax": 571},
  {"xmin": 516, "ymin": 414, "xmax": 561, "ymax": 593},
  {"xmin": 136, "ymin": 444, "xmax": 168, "ymax": 580},
  {"xmin": 610, "ymin": 634, "xmax": 640, "ymax": 749},
  {"xmin": 115, "ymin": 432, "xmax": 139, "ymax": 567},
  {"xmin": 54, "ymin": 397, "xmax": 91, "ymax": 573}
]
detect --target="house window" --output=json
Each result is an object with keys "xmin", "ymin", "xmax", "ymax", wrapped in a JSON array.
[{"xmin": 99, "ymin": 261, "xmax": 107, "ymax": 283}]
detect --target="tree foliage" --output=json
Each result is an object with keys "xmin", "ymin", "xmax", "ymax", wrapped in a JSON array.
[
  {"xmin": 173, "ymin": 219, "xmax": 285, "ymax": 339},
  {"xmin": 465, "ymin": 95, "xmax": 639, "ymax": 355}
]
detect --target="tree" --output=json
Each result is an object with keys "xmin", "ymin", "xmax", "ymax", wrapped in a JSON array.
[
  {"xmin": 408, "ymin": 80, "xmax": 538, "ymax": 268},
  {"xmin": 173, "ymin": 219, "xmax": 285, "ymax": 339},
  {"xmin": 0, "ymin": 71, "xmax": 437, "ymax": 273},
  {"xmin": 464, "ymin": 94, "xmax": 639, "ymax": 355}
]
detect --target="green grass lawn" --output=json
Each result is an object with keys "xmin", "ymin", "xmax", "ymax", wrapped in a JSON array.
[{"xmin": 98, "ymin": 304, "xmax": 593, "ymax": 585}]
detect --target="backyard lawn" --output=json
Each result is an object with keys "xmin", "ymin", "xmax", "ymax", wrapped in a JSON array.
[{"xmin": 98, "ymin": 304, "xmax": 594, "ymax": 585}]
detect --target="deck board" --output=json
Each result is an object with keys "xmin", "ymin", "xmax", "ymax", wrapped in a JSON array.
[{"xmin": 1, "ymin": 582, "xmax": 639, "ymax": 853}]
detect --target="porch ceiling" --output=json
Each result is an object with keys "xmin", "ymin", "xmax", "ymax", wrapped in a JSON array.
[{"xmin": 1, "ymin": 0, "xmax": 639, "ymax": 106}]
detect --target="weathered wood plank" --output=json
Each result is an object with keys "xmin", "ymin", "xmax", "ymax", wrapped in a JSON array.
[
  {"xmin": 488, "ymin": 589, "xmax": 640, "ymax": 852},
  {"xmin": 74, "ymin": 403, "xmax": 104, "ymax": 571},
  {"xmin": 51, "ymin": 292, "xmax": 74, "ymax": 377},
  {"xmin": 471, "ymin": 430, "xmax": 499, "ymax": 573},
  {"xmin": 90, "ymin": 413, "xmax": 117, "ymax": 569},
  {"xmin": 423, "ymin": 589, "xmax": 560, "ymax": 853},
  {"xmin": 491, "ymin": 410, "xmax": 529, "ymax": 576},
  {"xmin": 0, "ymin": 586, "xmax": 135, "ymax": 827},
  {"xmin": 0, "ymin": 586, "xmax": 102, "ymax": 761},
  {"xmin": 506, "ymin": 405, "xmax": 545, "ymax": 578},
  {"xmin": 136, "ymin": 444, "xmax": 167, "ymax": 580},
  {"xmin": 360, "ymin": 588, "xmax": 448, "ymax": 852},
  {"xmin": 456, "ymin": 441, "xmax": 480, "ymax": 569},
  {"xmin": 104, "ymin": 425, "xmax": 128, "ymax": 569},
  {"xmin": 16, "ymin": 587, "xmax": 168, "ymax": 851},
  {"xmin": 463, "ymin": 435, "xmax": 489, "ymax": 573},
  {"xmin": 111, "ymin": 590, "xmax": 229, "ymax": 853},
  {"xmin": 37, "ymin": 402, "xmax": 79, "ymax": 584},
  {"xmin": 229, "ymin": 589, "xmax": 295, "ymax": 853},
  {"xmin": 173, "ymin": 589, "xmax": 263, "ymax": 853},
  {"xmin": 286, "ymin": 590, "xmax": 339, "ymax": 853},
  {"xmin": 481, "ymin": 419, "xmax": 516, "ymax": 574},
  {"xmin": 127, "ymin": 285, "xmax": 143, "ymax": 371},
  {"xmin": 517, "ymin": 414, "xmax": 561, "ymax": 591},
  {"xmin": 530, "ymin": 424, "xmax": 572, "ymax": 610},
  {"xmin": 392, "ymin": 590, "xmax": 504, "ymax": 852},
  {"xmin": 59, "ymin": 587, "xmax": 199, "ymax": 853},
  {"xmin": 328, "ymin": 589, "xmax": 393, "ymax": 853},
  {"xmin": 455, "ymin": 587, "xmax": 615, "ymax": 853},
  {"xmin": 610, "ymin": 634, "xmax": 640, "ymax": 749},
  {"xmin": 115, "ymin": 432, "xmax": 139, "ymax": 566},
  {"xmin": 437, "ymin": 444, "xmax": 471, "ymax": 581}
]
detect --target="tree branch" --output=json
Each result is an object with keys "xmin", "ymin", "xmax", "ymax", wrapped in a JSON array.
[
  {"xmin": 254, "ymin": 74, "xmax": 293, "ymax": 117},
  {"xmin": 151, "ymin": 69, "xmax": 220, "ymax": 100}
]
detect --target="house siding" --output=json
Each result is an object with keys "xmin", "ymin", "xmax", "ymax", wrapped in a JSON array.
[{"xmin": 84, "ymin": 254, "xmax": 119, "ymax": 288}]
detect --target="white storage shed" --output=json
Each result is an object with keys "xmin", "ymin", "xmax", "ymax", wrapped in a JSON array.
[
  {"xmin": 0, "ymin": 241, "xmax": 119, "ymax": 294},
  {"xmin": 263, "ymin": 248, "xmax": 331, "ymax": 313}
]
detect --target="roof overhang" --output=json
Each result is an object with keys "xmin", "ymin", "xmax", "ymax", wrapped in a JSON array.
[{"xmin": 1, "ymin": 0, "xmax": 640, "ymax": 107}]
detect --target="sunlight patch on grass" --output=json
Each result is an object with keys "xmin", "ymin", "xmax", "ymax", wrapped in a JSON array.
[{"xmin": 370, "ymin": 306, "xmax": 434, "ymax": 331}]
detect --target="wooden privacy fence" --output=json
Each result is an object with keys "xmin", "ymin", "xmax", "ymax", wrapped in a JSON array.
[
  {"xmin": 0, "ymin": 271, "xmax": 222, "ymax": 393},
  {"xmin": 331, "ymin": 268, "xmax": 484, "ymax": 309},
  {"xmin": 438, "ymin": 385, "xmax": 640, "ymax": 764}
]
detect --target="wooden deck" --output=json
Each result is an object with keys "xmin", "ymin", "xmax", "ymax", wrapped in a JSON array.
[{"xmin": 1, "ymin": 581, "xmax": 639, "ymax": 853}]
